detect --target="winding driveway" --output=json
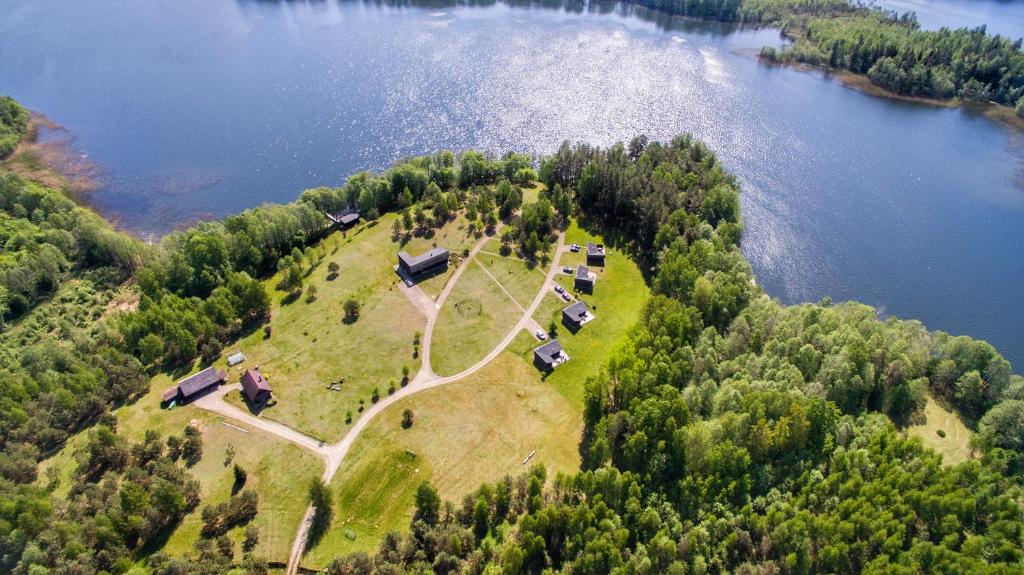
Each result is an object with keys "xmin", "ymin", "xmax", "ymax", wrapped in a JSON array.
[{"xmin": 193, "ymin": 230, "xmax": 568, "ymax": 574}]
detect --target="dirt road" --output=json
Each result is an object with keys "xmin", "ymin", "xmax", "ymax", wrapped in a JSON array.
[{"xmin": 194, "ymin": 231, "xmax": 566, "ymax": 575}]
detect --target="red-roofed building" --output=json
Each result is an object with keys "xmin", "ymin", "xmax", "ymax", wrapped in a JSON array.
[{"xmin": 241, "ymin": 367, "xmax": 272, "ymax": 405}]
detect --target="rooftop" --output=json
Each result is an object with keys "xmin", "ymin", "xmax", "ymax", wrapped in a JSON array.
[
  {"xmin": 534, "ymin": 339, "xmax": 564, "ymax": 361},
  {"xmin": 534, "ymin": 338, "xmax": 570, "ymax": 369},
  {"xmin": 241, "ymin": 367, "xmax": 272, "ymax": 402},
  {"xmin": 575, "ymin": 264, "xmax": 590, "ymax": 280},
  {"xmin": 586, "ymin": 242, "xmax": 605, "ymax": 257},
  {"xmin": 564, "ymin": 300, "xmax": 589, "ymax": 319},
  {"xmin": 398, "ymin": 247, "xmax": 449, "ymax": 269},
  {"xmin": 176, "ymin": 366, "xmax": 226, "ymax": 398}
]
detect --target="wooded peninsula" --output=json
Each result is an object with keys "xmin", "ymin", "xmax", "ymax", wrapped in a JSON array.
[{"xmin": 1, "ymin": 86, "xmax": 1023, "ymax": 575}]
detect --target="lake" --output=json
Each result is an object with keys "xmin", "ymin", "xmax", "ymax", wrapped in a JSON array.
[
  {"xmin": 1, "ymin": 0, "xmax": 1022, "ymax": 368},
  {"xmin": 876, "ymin": 0, "xmax": 1024, "ymax": 38}
]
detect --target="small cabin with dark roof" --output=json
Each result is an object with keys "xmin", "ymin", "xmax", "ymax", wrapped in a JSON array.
[
  {"xmin": 161, "ymin": 366, "xmax": 227, "ymax": 406},
  {"xmin": 326, "ymin": 209, "xmax": 360, "ymax": 229},
  {"xmin": 562, "ymin": 300, "xmax": 594, "ymax": 330},
  {"xmin": 533, "ymin": 339, "xmax": 570, "ymax": 371},
  {"xmin": 398, "ymin": 247, "xmax": 449, "ymax": 277},
  {"xmin": 241, "ymin": 367, "xmax": 272, "ymax": 405},
  {"xmin": 586, "ymin": 242, "xmax": 605, "ymax": 265},
  {"xmin": 574, "ymin": 264, "xmax": 596, "ymax": 292}
]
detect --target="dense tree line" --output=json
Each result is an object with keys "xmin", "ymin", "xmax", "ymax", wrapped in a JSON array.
[
  {"xmin": 764, "ymin": 14, "xmax": 1024, "ymax": 110},
  {"xmin": 327, "ymin": 137, "xmax": 1024, "ymax": 574},
  {"xmin": 0, "ymin": 96, "xmax": 29, "ymax": 158}
]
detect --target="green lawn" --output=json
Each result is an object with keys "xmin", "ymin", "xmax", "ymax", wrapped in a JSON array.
[
  {"xmin": 474, "ymin": 250, "xmax": 547, "ymax": 309},
  {"xmin": 216, "ymin": 215, "xmax": 425, "ymax": 442},
  {"xmin": 430, "ymin": 259, "xmax": 523, "ymax": 376},
  {"xmin": 303, "ymin": 336, "xmax": 581, "ymax": 568},
  {"xmin": 521, "ymin": 182, "xmax": 545, "ymax": 204},
  {"xmin": 907, "ymin": 394, "xmax": 974, "ymax": 465},
  {"xmin": 535, "ymin": 220, "xmax": 649, "ymax": 406}
]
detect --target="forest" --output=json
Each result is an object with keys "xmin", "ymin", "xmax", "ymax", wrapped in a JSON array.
[
  {"xmin": 1, "ymin": 94, "xmax": 1023, "ymax": 574},
  {"xmin": 318, "ymin": 138, "xmax": 1024, "ymax": 574}
]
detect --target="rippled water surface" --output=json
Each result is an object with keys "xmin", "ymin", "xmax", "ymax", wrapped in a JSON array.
[
  {"xmin": 1, "ymin": 0, "xmax": 1022, "ymax": 366},
  {"xmin": 876, "ymin": 0, "xmax": 1024, "ymax": 38}
]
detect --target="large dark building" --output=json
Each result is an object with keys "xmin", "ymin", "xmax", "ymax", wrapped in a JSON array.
[
  {"xmin": 398, "ymin": 247, "xmax": 449, "ymax": 277},
  {"xmin": 574, "ymin": 264, "xmax": 596, "ymax": 292},
  {"xmin": 161, "ymin": 366, "xmax": 227, "ymax": 405},
  {"xmin": 562, "ymin": 300, "xmax": 594, "ymax": 330},
  {"xmin": 241, "ymin": 367, "xmax": 273, "ymax": 405},
  {"xmin": 586, "ymin": 242, "xmax": 606, "ymax": 265},
  {"xmin": 533, "ymin": 339, "xmax": 570, "ymax": 371}
]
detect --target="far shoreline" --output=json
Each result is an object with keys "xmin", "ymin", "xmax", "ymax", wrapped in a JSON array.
[{"xmin": 761, "ymin": 57, "xmax": 1024, "ymax": 132}]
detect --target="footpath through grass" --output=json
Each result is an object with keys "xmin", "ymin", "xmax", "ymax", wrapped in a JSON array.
[
  {"xmin": 430, "ymin": 251, "xmax": 541, "ymax": 376},
  {"xmin": 304, "ymin": 333, "xmax": 581, "ymax": 566},
  {"xmin": 219, "ymin": 215, "xmax": 425, "ymax": 442},
  {"xmin": 401, "ymin": 213, "xmax": 482, "ymax": 298}
]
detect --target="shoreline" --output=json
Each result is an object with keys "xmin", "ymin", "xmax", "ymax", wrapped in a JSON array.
[
  {"xmin": 1, "ymin": 112, "xmax": 106, "ymax": 194},
  {"xmin": 0, "ymin": 112, "xmax": 139, "ymax": 233}
]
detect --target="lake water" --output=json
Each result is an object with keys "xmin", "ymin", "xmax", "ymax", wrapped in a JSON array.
[
  {"xmin": 1, "ymin": 0, "xmax": 1022, "ymax": 368},
  {"xmin": 876, "ymin": 0, "xmax": 1024, "ymax": 38}
]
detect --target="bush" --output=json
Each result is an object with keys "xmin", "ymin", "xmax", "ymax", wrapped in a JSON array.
[{"xmin": 343, "ymin": 298, "xmax": 360, "ymax": 323}]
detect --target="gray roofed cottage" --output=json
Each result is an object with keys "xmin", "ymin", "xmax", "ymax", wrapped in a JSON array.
[
  {"xmin": 574, "ymin": 264, "xmax": 596, "ymax": 292},
  {"xmin": 586, "ymin": 242, "xmax": 606, "ymax": 265},
  {"xmin": 562, "ymin": 300, "xmax": 594, "ymax": 329},
  {"xmin": 533, "ymin": 339, "xmax": 570, "ymax": 371},
  {"xmin": 398, "ymin": 247, "xmax": 449, "ymax": 277}
]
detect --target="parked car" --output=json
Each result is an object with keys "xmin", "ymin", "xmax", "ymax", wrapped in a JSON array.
[
  {"xmin": 535, "ymin": 329, "xmax": 547, "ymax": 340},
  {"xmin": 563, "ymin": 266, "xmax": 573, "ymax": 274},
  {"xmin": 554, "ymin": 285, "xmax": 564, "ymax": 294},
  {"xmin": 561, "ymin": 292, "xmax": 572, "ymax": 301},
  {"xmin": 569, "ymin": 244, "xmax": 580, "ymax": 252}
]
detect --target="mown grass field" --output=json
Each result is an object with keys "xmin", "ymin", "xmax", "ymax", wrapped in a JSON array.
[
  {"xmin": 304, "ymin": 333, "xmax": 581, "ymax": 567},
  {"xmin": 534, "ymin": 220, "xmax": 649, "ymax": 406},
  {"xmin": 429, "ymin": 257, "xmax": 524, "ymax": 376},
  {"xmin": 39, "ymin": 380, "xmax": 322, "ymax": 564},
  {"xmin": 216, "ymin": 214, "xmax": 425, "ymax": 442},
  {"xmin": 474, "ymin": 250, "xmax": 547, "ymax": 309},
  {"xmin": 907, "ymin": 394, "xmax": 973, "ymax": 465}
]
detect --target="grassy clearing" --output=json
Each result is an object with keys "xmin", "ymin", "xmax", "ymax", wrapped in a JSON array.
[
  {"xmin": 475, "ymin": 250, "xmax": 547, "ymax": 309},
  {"xmin": 521, "ymin": 182, "xmax": 545, "ymax": 204},
  {"xmin": 304, "ymin": 336, "xmax": 581, "ymax": 567},
  {"xmin": 430, "ymin": 260, "xmax": 523, "ymax": 376},
  {"xmin": 907, "ymin": 394, "xmax": 973, "ymax": 465},
  {"xmin": 215, "ymin": 215, "xmax": 424, "ymax": 442},
  {"xmin": 38, "ymin": 380, "xmax": 322, "ymax": 563},
  {"xmin": 535, "ymin": 220, "xmax": 649, "ymax": 406},
  {"xmin": 321, "ymin": 449, "xmax": 433, "ymax": 557}
]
